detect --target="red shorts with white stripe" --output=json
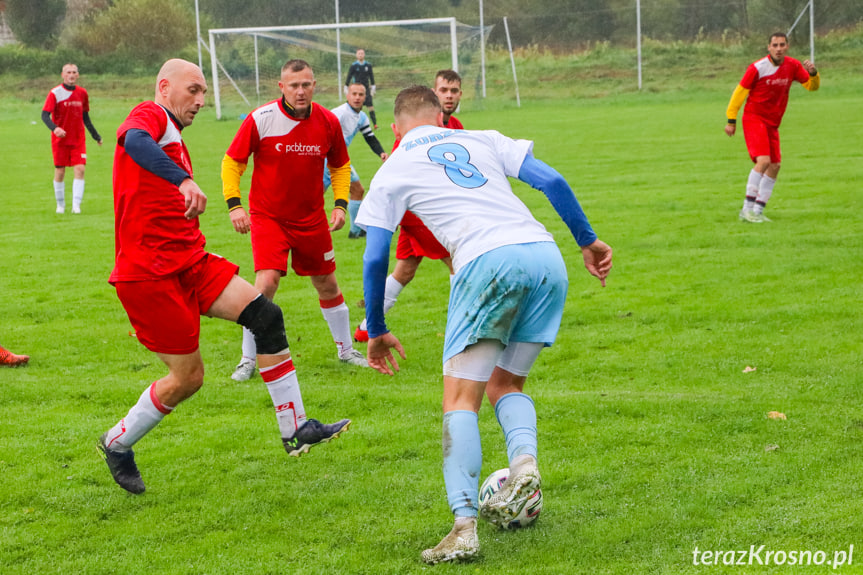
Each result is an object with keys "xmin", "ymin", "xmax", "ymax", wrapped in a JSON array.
[
  {"xmin": 742, "ymin": 114, "xmax": 781, "ymax": 164},
  {"xmin": 250, "ymin": 212, "xmax": 336, "ymax": 276},
  {"xmin": 395, "ymin": 210, "xmax": 450, "ymax": 261},
  {"xmin": 52, "ymin": 142, "xmax": 87, "ymax": 167},
  {"xmin": 115, "ymin": 253, "xmax": 239, "ymax": 355}
]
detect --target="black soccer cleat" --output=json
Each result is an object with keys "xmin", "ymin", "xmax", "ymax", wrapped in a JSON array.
[
  {"xmin": 283, "ymin": 418, "xmax": 351, "ymax": 457},
  {"xmin": 98, "ymin": 433, "xmax": 146, "ymax": 494}
]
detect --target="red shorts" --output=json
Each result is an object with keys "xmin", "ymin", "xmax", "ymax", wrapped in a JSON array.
[
  {"xmin": 115, "ymin": 253, "xmax": 239, "ymax": 355},
  {"xmin": 250, "ymin": 213, "xmax": 336, "ymax": 276},
  {"xmin": 742, "ymin": 114, "xmax": 781, "ymax": 163},
  {"xmin": 52, "ymin": 142, "xmax": 87, "ymax": 167},
  {"xmin": 396, "ymin": 210, "xmax": 450, "ymax": 261}
]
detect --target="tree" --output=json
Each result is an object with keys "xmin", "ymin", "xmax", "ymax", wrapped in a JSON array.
[{"xmin": 5, "ymin": 0, "xmax": 66, "ymax": 48}]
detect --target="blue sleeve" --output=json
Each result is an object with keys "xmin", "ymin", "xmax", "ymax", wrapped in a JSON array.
[
  {"xmin": 362, "ymin": 226, "xmax": 394, "ymax": 338},
  {"xmin": 124, "ymin": 129, "xmax": 190, "ymax": 187},
  {"xmin": 517, "ymin": 155, "xmax": 597, "ymax": 247}
]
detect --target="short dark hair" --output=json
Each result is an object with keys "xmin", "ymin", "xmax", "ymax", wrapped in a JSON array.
[
  {"xmin": 282, "ymin": 59, "xmax": 312, "ymax": 74},
  {"xmin": 769, "ymin": 32, "xmax": 788, "ymax": 43},
  {"xmin": 435, "ymin": 69, "xmax": 462, "ymax": 86},
  {"xmin": 394, "ymin": 85, "xmax": 441, "ymax": 118}
]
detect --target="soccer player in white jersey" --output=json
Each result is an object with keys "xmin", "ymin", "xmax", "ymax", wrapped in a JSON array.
[
  {"xmin": 356, "ymin": 86, "xmax": 612, "ymax": 564},
  {"xmin": 324, "ymin": 82, "xmax": 388, "ymax": 238}
]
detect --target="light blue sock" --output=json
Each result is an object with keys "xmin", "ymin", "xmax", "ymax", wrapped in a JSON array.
[
  {"xmin": 494, "ymin": 392, "xmax": 538, "ymax": 463},
  {"xmin": 442, "ymin": 410, "xmax": 481, "ymax": 518},
  {"xmin": 348, "ymin": 199, "xmax": 362, "ymax": 234}
]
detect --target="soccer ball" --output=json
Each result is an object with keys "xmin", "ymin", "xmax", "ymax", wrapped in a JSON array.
[{"xmin": 478, "ymin": 467, "xmax": 543, "ymax": 529}]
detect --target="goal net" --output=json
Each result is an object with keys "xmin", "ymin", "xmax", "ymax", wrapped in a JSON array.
[{"xmin": 207, "ymin": 18, "xmax": 492, "ymax": 120}]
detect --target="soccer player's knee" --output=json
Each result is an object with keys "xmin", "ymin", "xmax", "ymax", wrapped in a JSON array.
[{"xmin": 237, "ymin": 295, "xmax": 289, "ymax": 355}]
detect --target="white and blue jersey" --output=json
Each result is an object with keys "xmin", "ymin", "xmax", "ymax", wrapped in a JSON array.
[
  {"xmin": 323, "ymin": 102, "xmax": 385, "ymax": 189},
  {"xmin": 358, "ymin": 126, "xmax": 554, "ymax": 273}
]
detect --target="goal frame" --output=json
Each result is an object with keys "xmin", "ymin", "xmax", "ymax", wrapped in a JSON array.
[{"xmin": 208, "ymin": 17, "xmax": 460, "ymax": 120}]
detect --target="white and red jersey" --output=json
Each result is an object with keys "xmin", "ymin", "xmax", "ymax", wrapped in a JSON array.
[
  {"xmin": 225, "ymin": 100, "xmax": 349, "ymax": 227},
  {"xmin": 110, "ymin": 101, "xmax": 206, "ymax": 283},
  {"xmin": 740, "ymin": 55, "xmax": 812, "ymax": 127},
  {"xmin": 43, "ymin": 84, "xmax": 89, "ymax": 147},
  {"xmin": 358, "ymin": 126, "xmax": 553, "ymax": 273}
]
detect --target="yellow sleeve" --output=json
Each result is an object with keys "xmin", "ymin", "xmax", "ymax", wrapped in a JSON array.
[
  {"xmin": 328, "ymin": 161, "xmax": 351, "ymax": 211},
  {"xmin": 221, "ymin": 154, "xmax": 248, "ymax": 211},
  {"xmin": 802, "ymin": 72, "xmax": 820, "ymax": 92},
  {"xmin": 726, "ymin": 84, "xmax": 750, "ymax": 122}
]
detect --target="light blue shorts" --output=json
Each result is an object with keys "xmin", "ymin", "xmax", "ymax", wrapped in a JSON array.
[
  {"xmin": 443, "ymin": 242, "xmax": 568, "ymax": 364},
  {"xmin": 323, "ymin": 164, "xmax": 360, "ymax": 190}
]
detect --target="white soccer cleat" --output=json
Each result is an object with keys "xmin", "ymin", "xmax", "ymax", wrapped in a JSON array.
[
  {"xmin": 231, "ymin": 358, "xmax": 256, "ymax": 381},
  {"xmin": 72, "ymin": 206, "xmax": 81, "ymax": 214},
  {"xmin": 339, "ymin": 348, "xmax": 369, "ymax": 367},
  {"xmin": 480, "ymin": 459, "xmax": 542, "ymax": 528},
  {"xmin": 56, "ymin": 205, "xmax": 65, "ymax": 214},
  {"xmin": 421, "ymin": 518, "xmax": 479, "ymax": 564},
  {"xmin": 739, "ymin": 209, "xmax": 762, "ymax": 223}
]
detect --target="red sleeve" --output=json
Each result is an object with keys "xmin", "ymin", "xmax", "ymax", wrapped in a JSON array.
[
  {"xmin": 43, "ymin": 91, "xmax": 56, "ymax": 113},
  {"xmin": 326, "ymin": 113, "xmax": 350, "ymax": 167},
  {"xmin": 794, "ymin": 60, "xmax": 811, "ymax": 84},
  {"xmin": 739, "ymin": 64, "xmax": 759, "ymax": 90},
  {"xmin": 117, "ymin": 102, "xmax": 165, "ymax": 146},
  {"xmin": 82, "ymin": 88, "xmax": 90, "ymax": 113},
  {"xmin": 225, "ymin": 115, "xmax": 259, "ymax": 163}
]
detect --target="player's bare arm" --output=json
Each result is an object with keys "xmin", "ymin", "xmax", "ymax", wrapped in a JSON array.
[
  {"xmin": 179, "ymin": 178, "xmax": 207, "ymax": 219},
  {"xmin": 725, "ymin": 124, "xmax": 736, "ymax": 137},
  {"xmin": 329, "ymin": 208, "xmax": 346, "ymax": 232},
  {"xmin": 229, "ymin": 207, "xmax": 251, "ymax": 234}
]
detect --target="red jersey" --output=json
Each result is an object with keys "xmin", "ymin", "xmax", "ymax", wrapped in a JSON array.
[
  {"xmin": 740, "ymin": 56, "xmax": 812, "ymax": 127},
  {"xmin": 226, "ymin": 100, "xmax": 349, "ymax": 227},
  {"xmin": 444, "ymin": 115, "xmax": 463, "ymax": 130},
  {"xmin": 110, "ymin": 101, "xmax": 206, "ymax": 283},
  {"xmin": 43, "ymin": 84, "xmax": 89, "ymax": 147}
]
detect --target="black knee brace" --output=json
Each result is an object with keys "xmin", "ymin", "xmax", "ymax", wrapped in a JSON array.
[{"xmin": 237, "ymin": 295, "xmax": 289, "ymax": 354}]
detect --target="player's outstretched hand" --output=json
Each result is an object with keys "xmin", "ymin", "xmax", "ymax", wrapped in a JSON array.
[
  {"xmin": 367, "ymin": 332, "xmax": 406, "ymax": 376},
  {"xmin": 230, "ymin": 207, "xmax": 251, "ymax": 234},
  {"xmin": 179, "ymin": 178, "xmax": 207, "ymax": 219},
  {"xmin": 581, "ymin": 239, "xmax": 613, "ymax": 287},
  {"xmin": 724, "ymin": 124, "xmax": 736, "ymax": 137},
  {"xmin": 329, "ymin": 208, "xmax": 346, "ymax": 232}
]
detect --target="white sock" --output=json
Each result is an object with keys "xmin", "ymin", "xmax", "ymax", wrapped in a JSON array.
[
  {"xmin": 359, "ymin": 275, "xmax": 405, "ymax": 332},
  {"xmin": 321, "ymin": 297, "xmax": 353, "ymax": 356},
  {"xmin": 259, "ymin": 357, "xmax": 307, "ymax": 438},
  {"xmin": 755, "ymin": 175, "xmax": 776, "ymax": 213},
  {"xmin": 104, "ymin": 383, "xmax": 172, "ymax": 450},
  {"xmin": 54, "ymin": 181, "xmax": 65, "ymax": 208},
  {"xmin": 72, "ymin": 179, "xmax": 85, "ymax": 210},
  {"xmin": 744, "ymin": 169, "xmax": 761, "ymax": 210},
  {"xmin": 240, "ymin": 326, "xmax": 257, "ymax": 363}
]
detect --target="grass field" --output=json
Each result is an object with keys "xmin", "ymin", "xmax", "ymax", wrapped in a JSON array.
[{"xmin": 1, "ymin": 60, "xmax": 862, "ymax": 574}]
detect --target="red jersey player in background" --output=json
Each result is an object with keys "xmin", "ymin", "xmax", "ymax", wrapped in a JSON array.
[
  {"xmin": 98, "ymin": 59, "xmax": 350, "ymax": 495},
  {"xmin": 354, "ymin": 69, "xmax": 464, "ymax": 342},
  {"xmin": 42, "ymin": 63, "xmax": 102, "ymax": 214},
  {"xmin": 725, "ymin": 32, "xmax": 820, "ymax": 223},
  {"xmin": 222, "ymin": 59, "xmax": 369, "ymax": 383}
]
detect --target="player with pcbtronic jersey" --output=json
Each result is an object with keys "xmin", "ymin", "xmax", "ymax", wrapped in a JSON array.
[
  {"xmin": 357, "ymin": 86, "xmax": 612, "ymax": 564},
  {"xmin": 41, "ymin": 63, "xmax": 102, "ymax": 214},
  {"xmin": 223, "ymin": 59, "xmax": 369, "ymax": 383},
  {"xmin": 353, "ymin": 69, "xmax": 464, "ymax": 343},
  {"xmin": 725, "ymin": 32, "xmax": 820, "ymax": 223},
  {"xmin": 324, "ymin": 82, "xmax": 388, "ymax": 239},
  {"xmin": 99, "ymin": 59, "xmax": 350, "ymax": 495}
]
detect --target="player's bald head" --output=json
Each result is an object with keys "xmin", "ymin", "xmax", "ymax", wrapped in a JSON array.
[
  {"xmin": 155, "ymin": 58, "xmax": 207, "ymax": 127},
  {"xmin": 157, "ymin": 59, "xmax": 201, "ymax": 86}
]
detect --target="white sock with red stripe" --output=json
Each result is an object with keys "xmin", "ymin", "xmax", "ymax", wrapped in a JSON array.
[
  {"xmin": 744, "ymin": 169, "xmax": 761, "ymax": 210},
  {"xmin": 754, "ymin": 175, "xmax": 776, "ymax": 214},
  {"xmin": 320, "ymin": 294, "xmax": 354, "ymax": 357},
  {"xmin": 260, "ymin": 357, "xmax": 307, "ymax": 438},
  {"xmin": 104, "ymin": 383, "xmax": 173, "ymax": 450},
  {"xmin": 240, "ymin": 326, "xmax": 257, "ymax": 362}
]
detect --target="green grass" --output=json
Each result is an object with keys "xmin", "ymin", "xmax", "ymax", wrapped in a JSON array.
[{"xmin": 2, "ymin": 57, "xmax": 863, "ymax": 574}]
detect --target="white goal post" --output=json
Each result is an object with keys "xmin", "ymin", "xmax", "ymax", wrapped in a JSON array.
[{"xmin": 208, "ymin": 18, "xmax": 464, "ymax": 120}]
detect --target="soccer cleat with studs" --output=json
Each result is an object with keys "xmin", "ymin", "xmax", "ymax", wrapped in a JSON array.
[
  {"xmin": 98, "ymin": 433, "xmax": 146, "ymax": 494},
  {"xmin": 282, "ymin": 418, "xmax": 351, "ymax": 457},
  {"xmin": 348, "ymin": 229, "xmax": 366, "ymax": 239},
  {"xmin": 353, "ymin": 326, "xmax": 369, "ymax": 343},
  {"xmin": 421, "ymin": 519, "xmax": 479, "ymax": 564},
  {"xmin": 480, "ymin": 460, "xmax": 541, "ymax": 528},
  {"xmin": 339, "ymin": 348, "xmax": 369, "ymax": 367},
  {"xmin": 231, "ymin": 358, "xmax": 256, "ymax": 381},
  {"xmin": 0, "ymin": 346, "xmax": 29, "ymax": 367}
]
